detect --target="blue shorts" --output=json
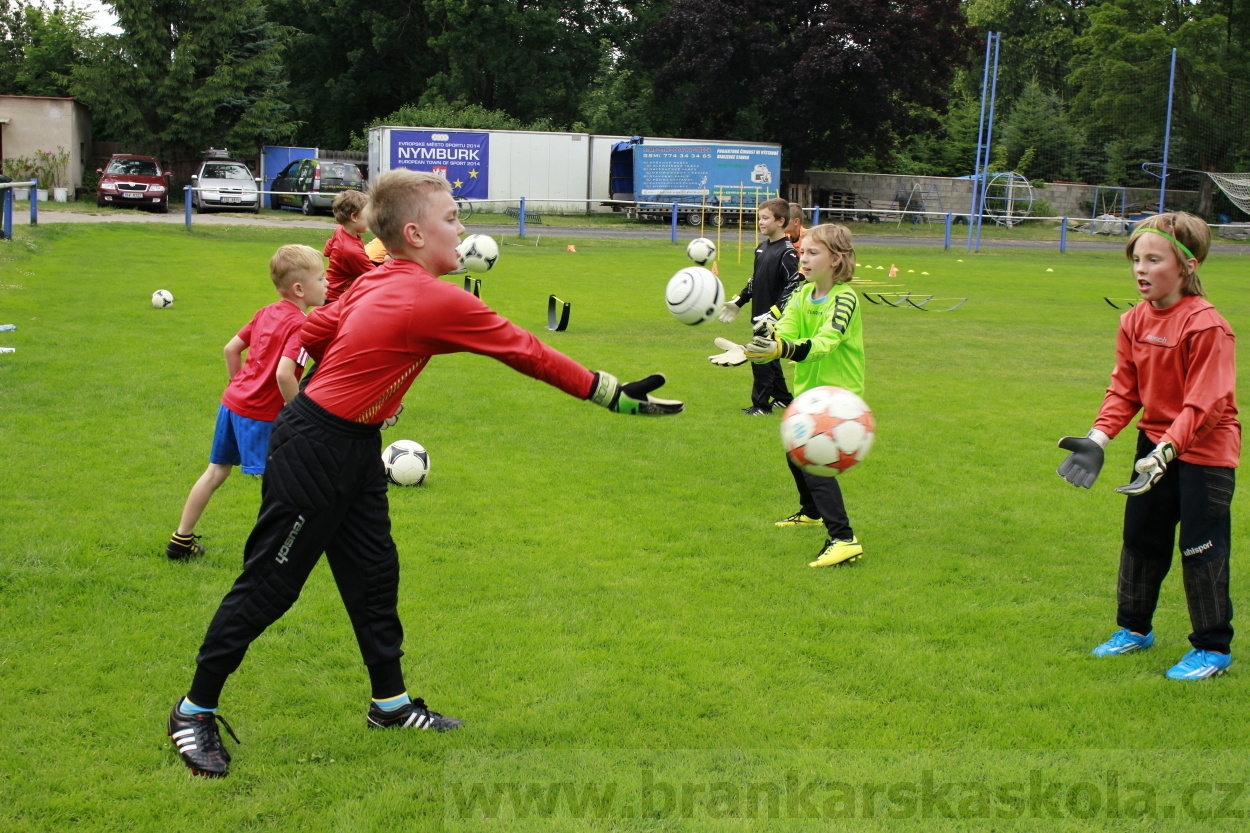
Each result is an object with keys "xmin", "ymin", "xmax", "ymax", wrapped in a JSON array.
[{"xmin": 209, "ymin": 405, "xmax": 274, "ymax": 475}]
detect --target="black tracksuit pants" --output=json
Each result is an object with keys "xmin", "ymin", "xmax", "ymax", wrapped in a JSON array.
[
  {"xmin": 751, "ymin": 359, "xmax": 791, "ymax": 409},
  {"xmin": 190, "ymin": 393, "xmax": 405, "ymax": 705},
  {"xmin": 787, "ymin": 456, "xmax": 854, "ymax": 541},
  {"xmin": 1117, "ymin": 431, "xmax": 1235, "ymax": 653}
]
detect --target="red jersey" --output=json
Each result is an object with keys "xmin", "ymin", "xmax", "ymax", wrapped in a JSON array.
[
  {"xmin": 323, "ymin": 225, "xmax": 376, "ymax": 303},
  {"xmin": 302, "ymin": 259, "xmax": 595, "ymax": 422},
  {"xmin": 1094, "ymin": 294, "xmax": 1240, "ymax": 468},
  {"xmin": 220, "ymin": 300, "xmax": 309, "ymax": 421}
]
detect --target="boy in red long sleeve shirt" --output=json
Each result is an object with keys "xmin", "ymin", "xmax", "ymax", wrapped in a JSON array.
[
  {"xmin": 166, "ymin": 169, "xmax": 683, "ymax": 778},
  {"xmin": 323, "ymin": 189, "xmax": 374, "ymax": 304},
  {"xmin": 1057, "ymin": 212, "xmax": 1238, "ymax": 681}
]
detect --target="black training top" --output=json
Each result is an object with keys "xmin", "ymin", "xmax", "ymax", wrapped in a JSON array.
[{"xmin": 736, "ymin": 236, "xmax": 802, "ymax": 318}]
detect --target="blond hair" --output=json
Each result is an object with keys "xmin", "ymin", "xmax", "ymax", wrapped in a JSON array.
[
  {"xmin": 803, "ymin": 223, "xmax": 856, "ymax": 285},
  {"xmin": 1126, "ymin": 211, "xmax": 1210, "ymax": 298},
  {"xmin": 269, "ymin": 244, "xmax": 324, "ymax": 290},
  {"xmin": 331, "ymin": 189, "xmax": 368, "ymax": 224},
  {"xmin": 366, "ymin": 169, "xmax": 452, "ymax": 251}
]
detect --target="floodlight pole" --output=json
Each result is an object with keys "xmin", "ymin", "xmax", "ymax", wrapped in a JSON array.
[
  {"xmin": 967, "ymin": 31, "xmax": 1001, "ymax": 252},
  {"xmin": 1159, "ymin": 47, "xmax": 1178, "ymax": 214},
  {"xmin": 974, "ymin": 32, "xmax": 1002, "ymax": 253}
]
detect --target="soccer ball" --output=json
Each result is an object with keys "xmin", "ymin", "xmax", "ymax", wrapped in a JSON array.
[
  {"xmin": 383, "ymin": 439, "xmax": 430, "ymax": 486},
  {"xmin": 152, "ymin": 289, "xmax": 174, "ymax": 308},
  {"xmin": 457, "ymin": 234, "xmax": 499, "ymax": 272},
  {"xmin": 780, "ymin": 386, "xmax": 875, "ymax": 477},
  {"xmin": 665, "ymin": 266, "xmax": 724, "ymax": 325},
  {"xmin": 686, "ymin": 237, "xmax": 716, "ymax": 266}
]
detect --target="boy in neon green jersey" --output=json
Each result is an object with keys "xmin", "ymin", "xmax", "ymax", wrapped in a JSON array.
[{"xmin": 710, "ymin": 223, "xmax": 866, "ymax": 566}]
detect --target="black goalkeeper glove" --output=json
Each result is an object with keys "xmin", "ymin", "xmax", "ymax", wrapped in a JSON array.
[
  {"xmin": 589, "ymin": 372, "xmax": 684, "ymax": 415},
  {"xmin": 1116, "ymin": 440, "xmax": 1176, "ymax": 496},
  {"xmin": 1056, "ymin": 429, "xmax": 1109, "ymax": 489}
]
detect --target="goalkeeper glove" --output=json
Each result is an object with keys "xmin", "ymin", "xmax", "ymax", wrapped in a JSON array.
[
  {"xmin": 1056, "ymin": 429, "xmax": 1108, "ymax": 489},
  {"xmin": 742, "ymin": 319, "xmax": 795, "ymax": 363},
  {"xmin": 751, "ymin": 311, "xmax": 778, "ymax": 337},
  {"xmin": 708, "ymin": 338, "xmax": 747, "ymax": 367},
  {"xmin": 381, "ymin": 404, "xmax": 404, "ymax": 430},
  {"xmin": 589, "ymin": 371, "xmax": 684, "ymax": 415},
  {"xmin": 1116, "ymin": 440, "xmax": 1176, "ymax": 496},
  {"xmin": 716, "ymin": 297, "xmax": 742, "ymax": 323}
]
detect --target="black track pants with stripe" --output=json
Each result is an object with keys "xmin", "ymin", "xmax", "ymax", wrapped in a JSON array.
[
  {"xmin": 194, "ymin": 394, "xmax": 404, "ymax": 681},
  {"xmin": 1117, "ymin": 431, "xmax": 1235, "ymax": 653}
]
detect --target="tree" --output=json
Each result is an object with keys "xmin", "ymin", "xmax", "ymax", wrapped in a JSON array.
[
  {"xmin": 72, "ymin": 0, "xmax": 294, "ymax": 164},
  {"xmin": 0, "ymin": 1, "xmax": 97, "ymax": 97},
  {"xmin": 997, "ymin": 80, "xmax": 1083, "ymax": 181},
  {"xmin": 639, "ymin": 0, "xmax": 976, "ymax": 181},
  {"xmin": 1068, "ymin": 0, "xmax": 1250, "ymax": 213}
]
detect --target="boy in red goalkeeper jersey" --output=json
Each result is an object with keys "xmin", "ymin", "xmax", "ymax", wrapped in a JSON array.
[
  {"xmin": 1057, "ymin": 212, "xmax": 1238, "ymax": 681},
  {"xmin": 323, "ymin": 190, "xmax": 373, "ymax": 304},
  {"xmin": 166, "ymin": 169, "xmax": 683, "ymax": 778},
  {"xmin": 165, "ymin": 245, "xmax": 326, "ymax": 560}
]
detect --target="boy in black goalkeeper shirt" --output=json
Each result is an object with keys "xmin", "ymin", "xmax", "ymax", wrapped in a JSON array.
[{"xmin": 717, "ymin": 197, "xmax": 802, "ymax": 414}]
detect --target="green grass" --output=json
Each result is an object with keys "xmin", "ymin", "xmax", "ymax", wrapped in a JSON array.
[{"xmin": 2, "ymin": 224, "xmax": 1250, "ymax": 831}]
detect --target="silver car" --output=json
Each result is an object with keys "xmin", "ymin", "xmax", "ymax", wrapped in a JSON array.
[{"xmin": 191, "ymin": 159, "xmax": 261, "ymax": 213}]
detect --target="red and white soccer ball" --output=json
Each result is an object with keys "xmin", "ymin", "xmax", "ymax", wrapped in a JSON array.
[{"xmin": 780, "ymin": 386, "xmax": 875, "ymax": 476}]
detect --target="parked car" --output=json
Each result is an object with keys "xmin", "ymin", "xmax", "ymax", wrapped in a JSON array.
[
  {"xmin": 96, "ymin": 154, "xmax": 171, "ymax": 213},
  {"xmin": 191, "ymin": 152, "xmax": 261, "ymax": 213},
  {"xmin": 269, "ymin": 158, "xmax": 364, "ymax": 215}
]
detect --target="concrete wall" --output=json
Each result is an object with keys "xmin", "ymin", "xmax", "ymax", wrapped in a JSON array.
[
  {"xmin": 0, "ymin": 95, "xmax": 92, "ymax": 189},
  {"xmin": 789, "ymin": 170, "xmax": 1199, "ymax": 218}
]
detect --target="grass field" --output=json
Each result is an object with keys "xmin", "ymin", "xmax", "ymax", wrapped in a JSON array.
[{"xmin": 2, "ymin": 223, "xmax": 1250, "ymax": 831}]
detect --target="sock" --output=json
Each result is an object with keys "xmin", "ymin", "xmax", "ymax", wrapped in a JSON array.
[
  {"xmin": 372, "ymin": 692, "xmax": 411, "ymax": 713},
  {"xmin": 178, "ymin": 696, "xmax": 216, "ymax": 716}
]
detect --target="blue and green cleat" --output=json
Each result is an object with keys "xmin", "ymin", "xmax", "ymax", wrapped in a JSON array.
[
  {"xmin": 1165, "ymin": 649, "xmax": 1231, "ymax": 680},
  {"xmin": 1091, "ymin": 628, "xmax": 1154, "ymax": 656}
]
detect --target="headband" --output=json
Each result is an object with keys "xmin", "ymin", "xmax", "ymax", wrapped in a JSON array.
[{"xmin": 1131, "ymin": 227, "xmax": 1196, "ymax": 261}]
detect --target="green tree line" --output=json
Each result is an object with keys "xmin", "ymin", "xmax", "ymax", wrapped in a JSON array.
[{"xmin": 1, "ymin": 0, "xmax": 1247, "ymax": 213}]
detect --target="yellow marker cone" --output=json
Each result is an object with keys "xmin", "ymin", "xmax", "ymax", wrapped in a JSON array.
[
  {"xmin": 957, "ymin": 259, "xmax": 964, "ymax": 262},
  {"xmin": 921, "ymin": 271, "xmax": 930, "ymax": 275},
  {"xmin": 1046, "ymin": 268, "xmax": 1054, "ymax": 272},
  {"xmin": 907, "ymin": 269, "xmax": 915, "ymax": 273}
]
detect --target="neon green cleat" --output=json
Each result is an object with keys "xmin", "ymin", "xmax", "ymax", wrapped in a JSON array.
[
  {"xmin": 776, "ymin": 511, "xmax": 821, "ymax": 528},
  {"xmin": 810, "ymin": 537, "xmax": 863, "ymax": 568}
]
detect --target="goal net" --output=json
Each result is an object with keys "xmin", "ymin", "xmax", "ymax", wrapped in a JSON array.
[{"xmin": 1206, "ymin": 173, "xmax": 1250, "ymax": 216}]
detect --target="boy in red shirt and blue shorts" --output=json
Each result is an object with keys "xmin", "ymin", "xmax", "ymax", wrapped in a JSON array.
[
  {"xmin": 166, "ymin": 245, "xmax": 327, "ymax": 560},
  {"xmin": 166, "ymin": 169, "xmax": 684, "ymax": 777},
  {"xmin": 1057, "ymin": 212, "xmax": 1238, "ymax": 680}
]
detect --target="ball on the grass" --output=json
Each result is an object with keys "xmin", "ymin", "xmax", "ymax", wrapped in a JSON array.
[
  {"xmin": 686, "ymin": 237, "xmax": 717, "ymax": 266},
  {"xmin": 665, "ymin": 266, "xmax": 724, "ymax": 325},
  {"xmin": 457, "ymin": 234, "xmax": 499, "ymax": 272},
  {"xmin": 152, "ymin": 289, "xmax": 174, "ymax": 308},
  {"xmin": 383, "ymin": 439, "xmax": 430, "ymax": 486},
  {"xmin": 780, "ymin": 386, "xmax": 875, "ymax": 476}
]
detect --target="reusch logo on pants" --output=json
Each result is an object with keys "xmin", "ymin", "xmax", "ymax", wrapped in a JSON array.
[{"xmin": 276, "ymin": 515, "xmax": 306, "ymax": 564}]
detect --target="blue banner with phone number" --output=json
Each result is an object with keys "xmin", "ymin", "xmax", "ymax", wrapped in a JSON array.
[{"xmin": 389, "ymin": 131, "xmax": 489, "ymax": 200}]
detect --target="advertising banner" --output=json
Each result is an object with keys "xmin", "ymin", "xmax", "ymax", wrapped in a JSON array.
[
  {"xmin": 389, "ymin": 130, "xmax": 489, "ymax": 199},
  {"xmin": 634, "ymin": 144, "xmax": 781, "ymax": 206}
]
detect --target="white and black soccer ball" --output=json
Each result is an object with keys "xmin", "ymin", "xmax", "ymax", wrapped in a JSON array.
[
  {"xmin": 686, "ymin": 237, "xmax": 717, "ymax": 266},
  {"xmin": 457, "ymin": 234, "xmax": 499, "ymax": 272},
  {"xmin": 152, "ymin": 289, "xmax": 174, "ymax": 309},
  {"xmin": 780, "ymin": 386, "xmax": 875, "ymax": 477},
  {"xmin": 383, "ymin": 439, "xmax": 430, "ymax": 486},
  {"xmin": 665, "ymin": 266, "xmax": 724, "ymax": 325}
]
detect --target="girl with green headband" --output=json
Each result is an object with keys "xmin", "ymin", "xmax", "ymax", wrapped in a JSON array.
[{"xmin": 1057, "ymin": 211, "xmax": 1238, "ymax": 681}]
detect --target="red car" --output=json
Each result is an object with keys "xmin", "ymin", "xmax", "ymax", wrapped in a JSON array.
[{"xmin": 96, "ymin": 154, "xmax": 172, "ymax": 213}]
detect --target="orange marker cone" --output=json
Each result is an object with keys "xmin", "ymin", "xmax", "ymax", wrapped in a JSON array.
[
  {"xmin": 711, "ymin": 261, "xmax": 719, "ymax": 276},
  {"xmin": 566, "ymin": 244, "xmax": 577, "ymax": 253},
  {"xmin": 888, "ymin": 264, "xmax": 898, "ymax": 278}
]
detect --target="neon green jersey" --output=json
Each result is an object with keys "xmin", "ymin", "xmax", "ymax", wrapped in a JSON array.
[{"xmin": 774, "ymin": 282, "xmax": 865, "ymax": 397}]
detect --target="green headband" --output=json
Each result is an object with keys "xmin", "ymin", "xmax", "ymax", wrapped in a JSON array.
[{"xmin": 1131, "ymin": 227, "xmax": 1196, "ymax": 261}]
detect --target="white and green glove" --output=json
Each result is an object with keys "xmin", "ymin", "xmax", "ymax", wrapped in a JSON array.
[
  {"xmin": 381, "ymin": 404, "xmax": 404, "ymax": 430},
  {"xmin": 1056, "ymin": 429, "xmax": 1108, "ymax": 489},
  {"xmin": 717, "ymin": 297, "xmax": 743, "ymax": 324},
  {"xmin": 751, "ymin": 311, "xmax": 778, "ymax": 337},
  {"xmin": 708, "ymin": 338, "xmax": 747, "ymax": 367},
  {"xmin": 1116, "ymin": 440, "xmax": 1176, "ymax": 496},
  {"xmin": 589, "ymin": 372, "xmax": 684, "ymax": 415}
]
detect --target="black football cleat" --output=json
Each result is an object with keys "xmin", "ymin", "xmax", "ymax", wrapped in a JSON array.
[
  {"xmin": 166, "ymin": 532, "xmax": 205, "ymax": 561},
  {"xmin": 742, "ymin": 405, "xmax": 773, "ymax": 416},
  {"xmin": 168, "ymin": 701, "xmax": 239, "ymax": 777},
  {"xmin": 367, "ymin": 697, "xmax": 464, "ymax": 732}
]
